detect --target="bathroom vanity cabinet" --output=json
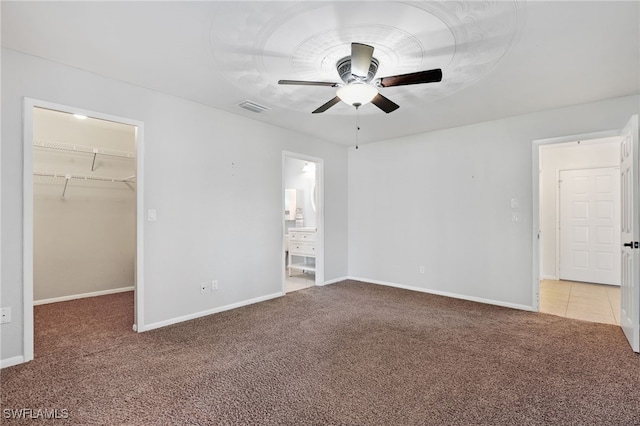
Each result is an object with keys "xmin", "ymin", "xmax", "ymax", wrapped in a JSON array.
[{"xmin": 288, "ymin": 228, "xmax": 316, "ymax": 276}]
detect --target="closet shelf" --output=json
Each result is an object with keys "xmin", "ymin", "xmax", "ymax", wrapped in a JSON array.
[
  {"xmin": 34, "ymin": 171, "xmax": 135, "ymax": 197},
  {"xmin": 34, "ymin": 171, "xmax": 136, "ymax": 183},
  {"xmin": 33, "ymin": 139, "xmax": 136, "ymax": 159}
]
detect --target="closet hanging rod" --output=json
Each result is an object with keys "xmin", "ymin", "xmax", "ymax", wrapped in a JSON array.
[
  {"xmin": 33, "ymin": 171, "xmax": 136, "ymax": 184},
  {"xmin": 33, "ymin": 139, "xmax": 135, "ymax": 159}
]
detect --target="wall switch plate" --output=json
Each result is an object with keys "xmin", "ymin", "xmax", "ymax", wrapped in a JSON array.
[
  {"xmin": 511, "ymin": 198, "xmax": 519, "ymax": 208},
  {"xmin": 200, "ymin": 283, "xmax": 208, "ymax": 294},
  {"xmin": 148, "ymin": 209, "xmax": 157, "ymax": 222},
  {"xmin": 212, "ymin": 280, "xmax": 219, "ymax": 291},
  {"xmin": 512, "ymin": 212, "xmax": 519, "ymax": 222},
  {"xmin": 419, "ymin": 266, "xmax": 425, "ymax": 274},
  {"xmin": 1, "ymin": 307, "xmax": 11, "ymax": 324}
]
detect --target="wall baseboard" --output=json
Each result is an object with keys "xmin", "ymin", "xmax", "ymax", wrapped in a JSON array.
[
  {"xmin": 542, "ymin": 275, "xmax": 558, "ymax": 281},
  {"xmin": 140, "ymin": 291, "xmax": 284, "ymax": 332},
  {"xmin": 34, "ymin": 286, "xmax": 134, "ymax": 306},
  {"xmin": 323, "ymin": 276, "xmax": 349, "ymax": 286},
  {"xmin": 347, "ymin": 276, "xmax": 535, "ymax": 312},
  {"xmin": 1, "ymin": 355, "xmax": 25, "ymax": 369}
]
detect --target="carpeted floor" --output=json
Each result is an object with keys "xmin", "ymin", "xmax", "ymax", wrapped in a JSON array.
[{"xmin": 1, "ymin": 280, "xmax": 639, "ymax": 425}]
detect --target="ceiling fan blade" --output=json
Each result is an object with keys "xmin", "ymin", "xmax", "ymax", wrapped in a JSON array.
[
  {"xmin": 371, "ymin": 93, "xmax": 399, "ymax": 113},
  {"xmin": 351, "ymin": 43, "xmax": 374, "ymax": 78},
  {"xmin": 278, "ymin": 80, "xmax": 339, "ymax": 87},
  {"xmin": 312, "ymin": 96, "xmax": 341, "ymax": 114},
  {"xmin": 379, "ymin": 69, "xmax": 443, "ymax": 87}
]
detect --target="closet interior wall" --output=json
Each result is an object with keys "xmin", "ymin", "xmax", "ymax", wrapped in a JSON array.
[{"xmin": 33, "ymin": 108, "xmax": 136, "ymax": 303}]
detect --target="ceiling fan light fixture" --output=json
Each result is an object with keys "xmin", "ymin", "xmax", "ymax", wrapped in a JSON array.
[
  {"xmin": 336, "ymin": 83, "xmax": 378, "ymax": 107},
  {"xmin": 278, "ymin": 42, "xmax": 440, "ymax": 114}
]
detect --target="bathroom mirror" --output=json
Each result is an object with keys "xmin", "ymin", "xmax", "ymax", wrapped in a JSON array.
[{"xmin": 284, "ymin": 188, "xmax": 296, "ymax": 220}]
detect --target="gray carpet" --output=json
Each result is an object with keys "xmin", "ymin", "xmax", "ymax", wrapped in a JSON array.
[{"xmin": 1, "ymin": 280, "xmax": 639, "ymax": 425}]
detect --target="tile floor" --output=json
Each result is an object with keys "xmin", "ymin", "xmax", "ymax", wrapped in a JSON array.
[
  {"xmin": 285, "ymin": 269, "xmax": 315, "ymax": 293},
  {"xmin": 539, "ymin": 279, "xmax": 620, "ymax": 325}
]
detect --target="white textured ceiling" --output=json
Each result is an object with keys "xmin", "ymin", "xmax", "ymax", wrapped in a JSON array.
[{"xmin": 2, "ymin": 1, "xmax": 639, "ymax": 146}]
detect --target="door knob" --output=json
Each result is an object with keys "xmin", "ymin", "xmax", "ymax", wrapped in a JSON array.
[{"xmin": 623, "ymin": 242, "xmax": 639, "ymax": 248}]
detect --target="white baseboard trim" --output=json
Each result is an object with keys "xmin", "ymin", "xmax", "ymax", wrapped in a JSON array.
[
  {"xmin": 542, "ymin": 275, "xmax": 558, "ymax": 281},
  {"xmin": 1, "ymin": 355, "xmax": 25, "ymax": 369},
  {"xmin": 140, "ymin": 291, "xmax": 284, "ymax": 332},
  {"xmin": 34, "ymin": 286, "xmax": 134, "ymax": 306},
  {"xmin": 323, "ymin": 276, "xmax": 349, "ymax": 286},
  {"xmin": 347, "ymin": 276, "xmax": 535, "ymax": 312}
]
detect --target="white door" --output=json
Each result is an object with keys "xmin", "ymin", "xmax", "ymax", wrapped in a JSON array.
[
  {"xmin": 620, "ymin": 115, "xmax": 639, "ymax": 353},
  {"xmin": 559, "ymin": 168, "xmax": 620, "ymax": 285}
]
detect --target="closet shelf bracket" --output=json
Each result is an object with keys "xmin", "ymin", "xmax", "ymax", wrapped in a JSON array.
[
  {"xmin": 91, "ymin": 150, "xmax": 98, "ymax": 172},
  {"xmin": 62, "ymin": 174, "xmax": 71, "ymax": 197}
]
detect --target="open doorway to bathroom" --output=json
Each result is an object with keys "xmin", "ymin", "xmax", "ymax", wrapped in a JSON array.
[{"xmin": 283, "ymin": 153, "xmax": 321, "ymax": 293}]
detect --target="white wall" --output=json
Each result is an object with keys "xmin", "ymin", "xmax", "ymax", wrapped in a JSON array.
[
  {"xmin": 1, "ymin": 48, "xmax": 349, "ymax": 362},
  {"xmin": 540, "ymin": 139, "xmax": 620, "ymax": 279},
  {"xmin": 348, "ymin": 95, "xmax": 639, "ymax": 309},
  {"xmin": 33, "ymin": 109, "xmax": 136, "ymax": 302},
  {"xmin": 284, "ymin": 157, "xmax": 316, "ymax": 231},
  {"xmin": 33, "ymin": 196, "xmax": 135, "ymax": 301}
]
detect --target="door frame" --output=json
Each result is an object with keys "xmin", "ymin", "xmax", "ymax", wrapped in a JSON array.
[
  {"xmin": 282, "ymin": 151, "xmax": 325, "ymax": 290},
  {"xmin": 531, "ymin": 129, "xmax": 620, "ymax": 311},
  {"xmin": 22, "ymin": 98, "xmax": 145, "ymax": 362}
]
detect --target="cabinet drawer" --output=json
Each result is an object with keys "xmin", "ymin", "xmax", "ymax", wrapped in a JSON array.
[
  {"xmin": 289, "ymin": 242, "xmax": 316, "ymax": 256},
  {"xmin": 289, "ymin": 231, "xmax": 317, "ymax": 242}
]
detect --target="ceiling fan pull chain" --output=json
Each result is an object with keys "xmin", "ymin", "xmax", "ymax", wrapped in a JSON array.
[{"xmin": 355, "ymin": 105, "xmax": 360, "ymax": 149}]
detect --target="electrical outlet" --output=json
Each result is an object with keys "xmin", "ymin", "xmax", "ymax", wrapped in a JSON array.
[
  {"xmin": 212, "ymin": 280, "xmax": 219, "ymax": 291},
  {"xmin": 1, "ymin": 307, "xmax": 11, "ymax": 324},
  {"xmin": 200, "ymin": 283, "xmax": 208, "ymax": 294},
  {"xmin": 419, "ymin": 266, "xmax": 425, "ymax": 274}
]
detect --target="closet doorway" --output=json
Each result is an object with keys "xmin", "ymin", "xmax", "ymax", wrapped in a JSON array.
[
  {"xmin": 282, "ymin": 152, "xmax": 324, "ymax": 293},
  {"xmin": 23, "ymin": 99, "xmax": 144, "ymax": 362}
]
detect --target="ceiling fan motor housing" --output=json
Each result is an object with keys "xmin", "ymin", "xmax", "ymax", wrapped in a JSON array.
[{"xmin": 337, "ymin": 57, "xmax": 379, "ymax": 84}]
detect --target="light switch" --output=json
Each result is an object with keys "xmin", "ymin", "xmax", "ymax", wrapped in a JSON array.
[
  {"xmin": 148, "ymin": 209, "xmax": 157, "ymax": 222},
  {"xmin": 512, "ymin": 212, "xmax": 519, "ymax": 222},
  {"xmin": 511, "ymin": 198, "xmax": 519, "ymax": 208}
]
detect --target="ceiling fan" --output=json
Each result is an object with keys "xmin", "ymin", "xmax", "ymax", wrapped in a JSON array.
[{"xmin": 278, "ymin": 42, "xmax": 443, "ymax": 114}]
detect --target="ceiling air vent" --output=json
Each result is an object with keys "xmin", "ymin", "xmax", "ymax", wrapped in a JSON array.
[{"xmin": 238, "ymin": 100, "xmax": 270, "ymax": 113}]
